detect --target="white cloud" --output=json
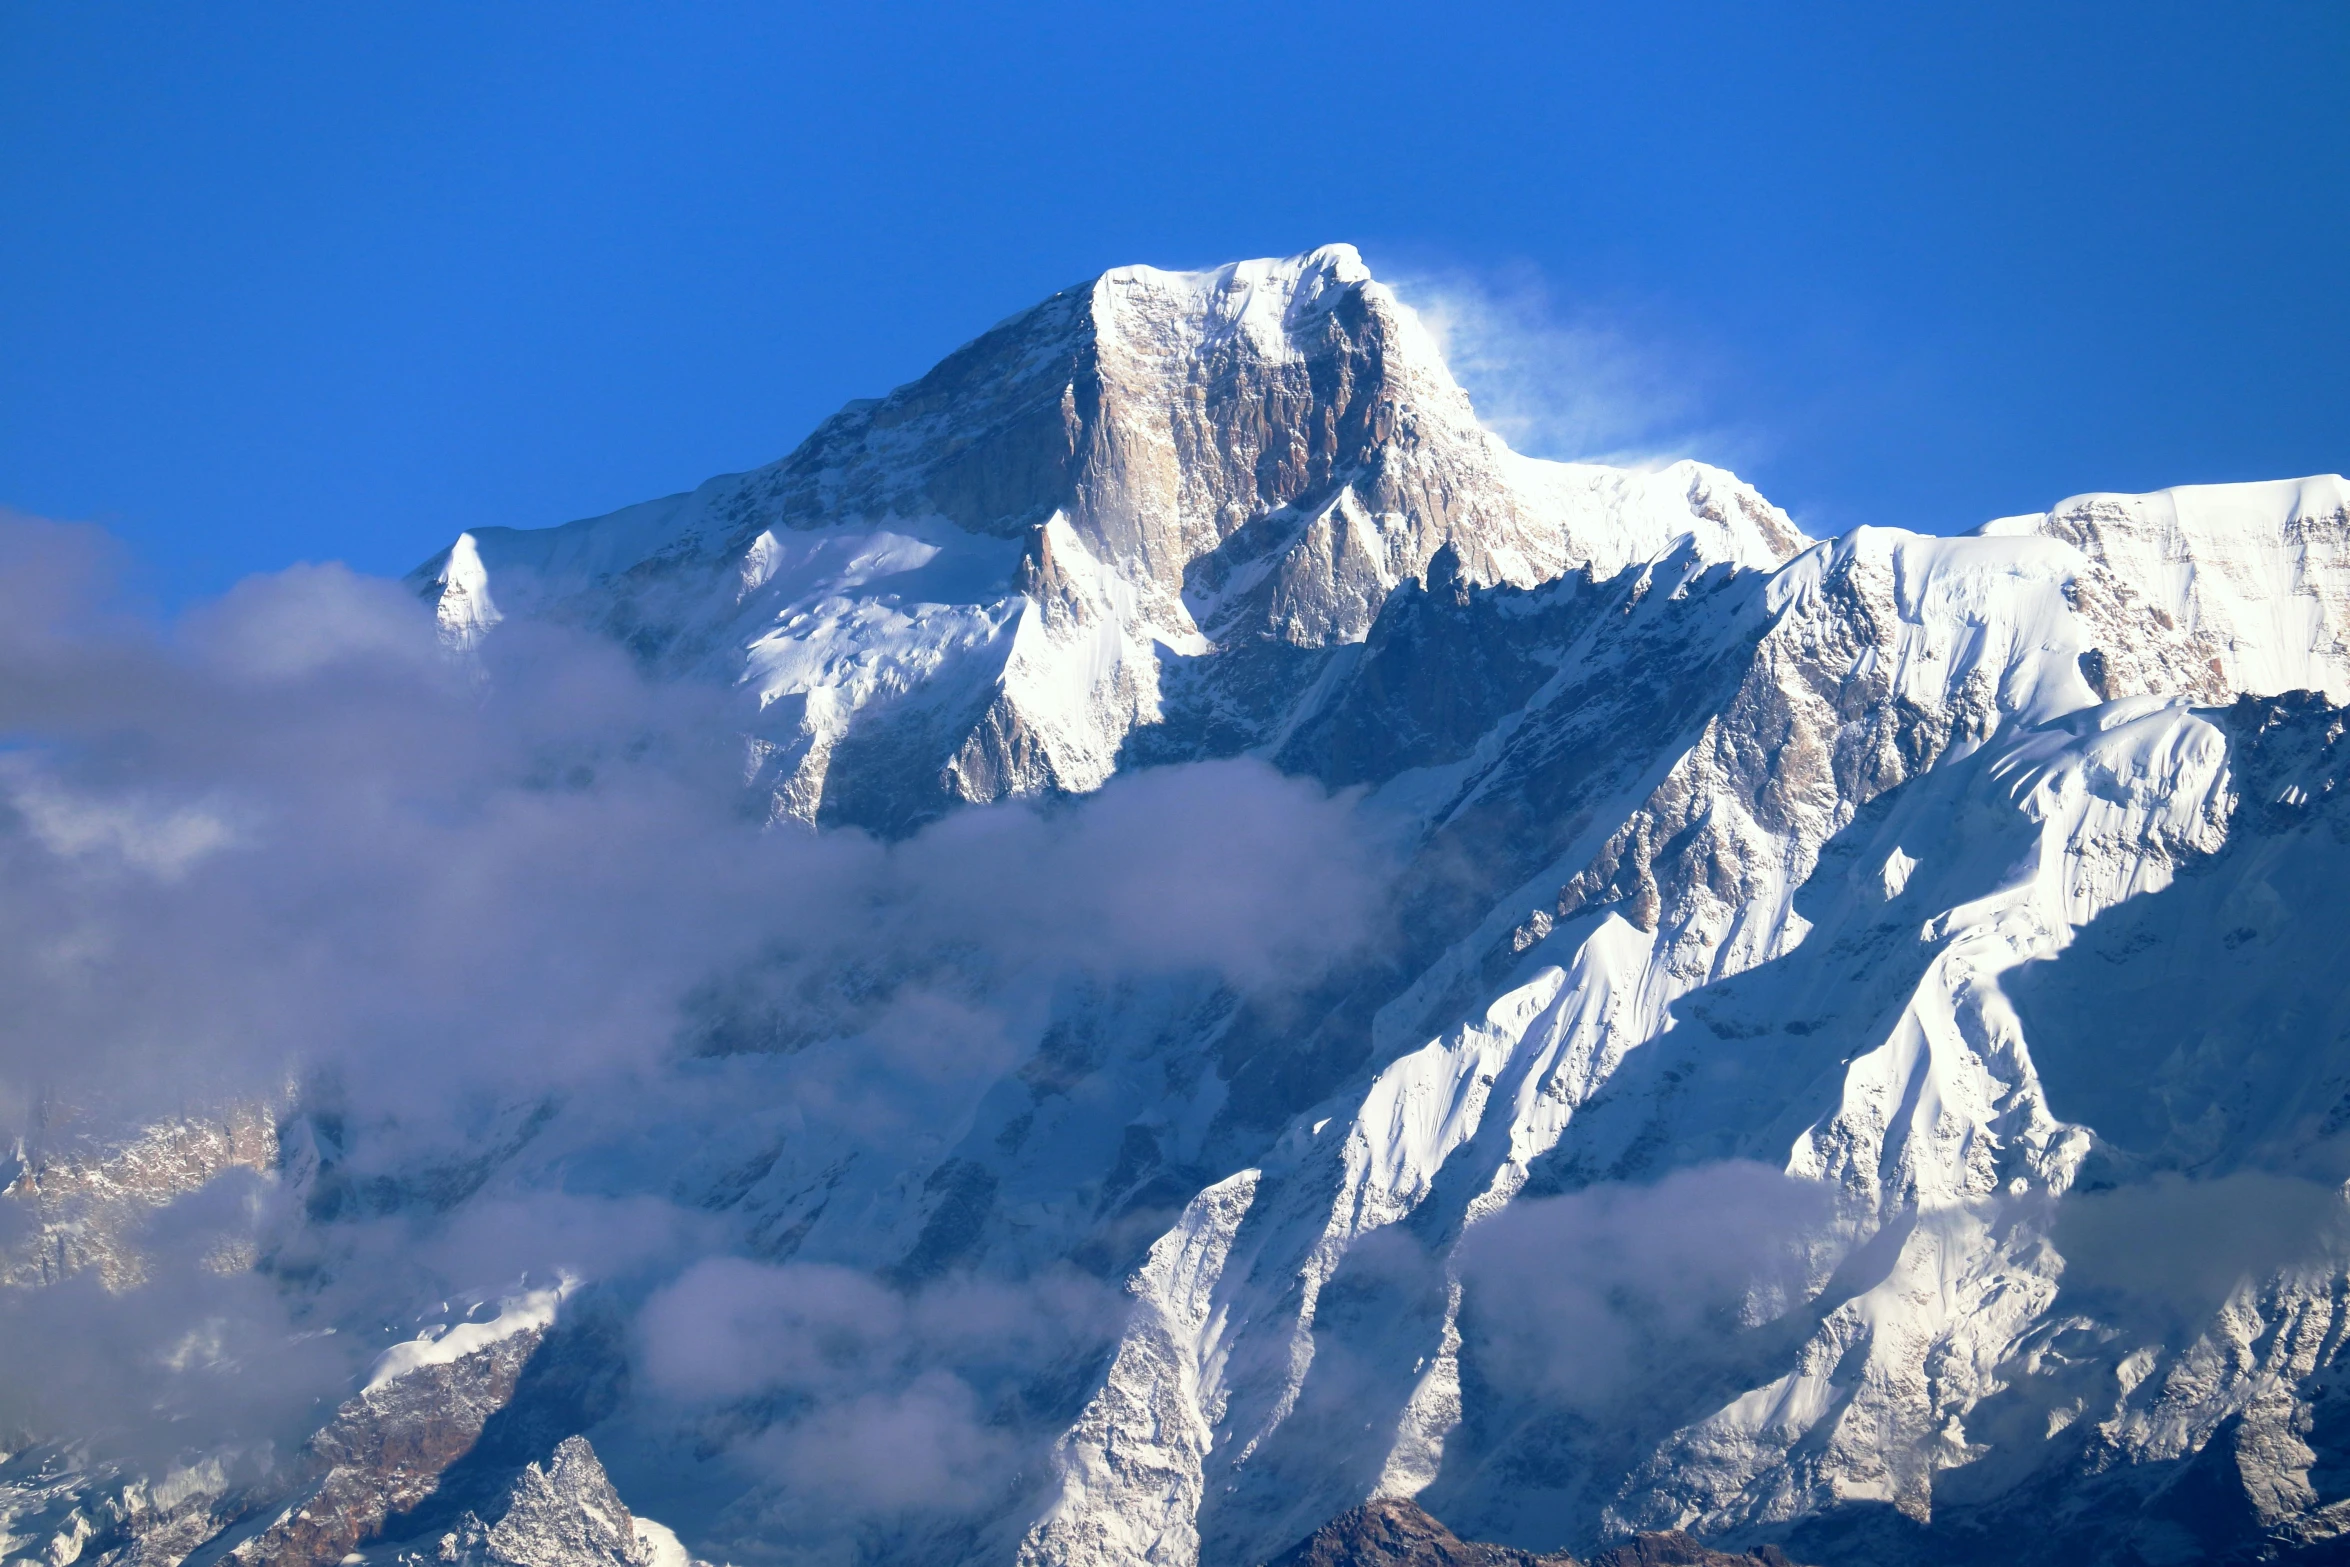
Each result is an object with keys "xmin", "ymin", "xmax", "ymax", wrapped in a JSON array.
[
  {"xmin": 0, "ymin": 510, "xmax": 1396, "ymax": 1554},
  {"xmin": 3, "ymin": 764, "xmax": 244, "ymax": 879}
]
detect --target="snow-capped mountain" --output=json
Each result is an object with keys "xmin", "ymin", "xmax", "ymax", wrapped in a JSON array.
[
  {"xmin": 414, "ymin": 246, "xmax": 1800, "ymax": 831},
  {"xmin": 12, "ymin": 245, "xmax": 2350, "ymax": 1567}
]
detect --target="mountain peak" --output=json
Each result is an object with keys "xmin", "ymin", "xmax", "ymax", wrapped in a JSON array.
[
  {"xmin": 1090, "ymin": 245, "xmax": 1386, "ymax": 367},
  {"xmin": 1097, "ymin": 241, "xmax": 1372, "ymax": 305},
  {"xmin": 413, "ymin": 246, "xmax": 1803, "ymax": 826}
]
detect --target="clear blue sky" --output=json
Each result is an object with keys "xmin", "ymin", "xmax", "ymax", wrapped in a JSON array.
[{"xmin": 4, "ymin": 2, "xmax": 2345, "ymax": 597}]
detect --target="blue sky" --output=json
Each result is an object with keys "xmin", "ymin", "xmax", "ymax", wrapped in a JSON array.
[{"xmin": 4, "ymin": 2, "xmax": 2345, "ymax": 598}]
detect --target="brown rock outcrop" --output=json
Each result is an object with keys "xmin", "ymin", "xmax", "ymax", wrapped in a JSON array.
[
  {"xmin": 1259, "ymin": 1499, "xmax": 1811, "ymax": 1567},
  {"xmin": 231, "ymin": 1327, "xmax": 546, "ymax": 1567}
]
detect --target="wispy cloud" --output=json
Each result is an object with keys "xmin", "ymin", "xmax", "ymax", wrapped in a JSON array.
[
  {"xmin": 0, "ymin": 510, "xmax": 1400, "ymax": 1554},
  {"xmin": 1383, "ymin": 261, "xmax": 1754, "ymax": 473}
]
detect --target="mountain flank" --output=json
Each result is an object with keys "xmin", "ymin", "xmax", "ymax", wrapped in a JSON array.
[{"xmin": 1260, "ymin": 1500, "xmax": 1808, "ymax": 1567}]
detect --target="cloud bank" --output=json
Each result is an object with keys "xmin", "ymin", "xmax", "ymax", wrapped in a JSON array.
[{"xmin": 0, "ymin": 512, "xmax": 1395, "ymax": 1552}]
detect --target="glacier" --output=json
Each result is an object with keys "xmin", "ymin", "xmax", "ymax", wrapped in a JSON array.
[{"xmin": 6, "ymin": 244, "xmax": 2350, "ymax": 1567}]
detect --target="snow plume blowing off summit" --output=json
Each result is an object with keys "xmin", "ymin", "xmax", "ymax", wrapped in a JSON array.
[{"xmin": 9, "ymin": 246, "xmax": 2350, "ymax": 1567}]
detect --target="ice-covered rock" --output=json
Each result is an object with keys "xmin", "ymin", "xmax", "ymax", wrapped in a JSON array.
[{"xmin": 412, "ymin": 1437, "xmax": 679, "ymax": 1567}]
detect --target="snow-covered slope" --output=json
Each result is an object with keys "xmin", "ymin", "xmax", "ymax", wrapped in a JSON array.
[
  {"xmin": 15, "ymin": 247, "xmax": 2350, "ymax": 1567},
  {"xmin": 1012, "ymin": 477, "xmax": 2350, "ymax": 1567},
  {"xmin": 2009, "ymin": 475, "xmax": 2350, "ymax": 705}
]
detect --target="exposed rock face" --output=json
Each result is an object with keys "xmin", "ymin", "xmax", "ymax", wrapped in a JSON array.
[
  {"xmin": 1, "ymin": 1101, "xmax": 280, "ymax": 1287},
  {"xmin": 1583, "ymin": 1535, "xmax": 1804, "ymax": 1567},
  {"xmin": 1257, "ymin": 1499, "xmax": 1805, "ymax": 1567},
  {"xmin": 0, "ymin": 1311, "xmax": 593, "ymax": 1567},
  {"xmin": 1262, "ymin": 1498, "xmax": 1572, "ymax": 1567},
  {"xmin": 2020, "ymin": 478, "xmax": 2350, "ymax": 705},
  {"xmin": 411, "ymin": 246, "xmax": 1802, "ymax": 832},
  {"xmin": 414, "ymin": 1437, "xmax": 653, "ymax": 1567},
  {"xmin": 8, "ymin": 1453, "xmax": 262, "ymax": 1567},
  {"xmin": 231, "ymin": 1328, "xmax": 548, "ymax": 1567}
]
